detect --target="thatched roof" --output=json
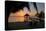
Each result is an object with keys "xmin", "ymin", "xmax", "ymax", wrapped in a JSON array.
[{"xmin": 24, "ymin": 14, "xmax": 29, "ymax": 16}]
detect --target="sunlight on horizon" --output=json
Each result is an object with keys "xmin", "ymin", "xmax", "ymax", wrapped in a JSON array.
[{"xmin": 8, "ymin": 8, "xmax": 37, "ymax": 22}]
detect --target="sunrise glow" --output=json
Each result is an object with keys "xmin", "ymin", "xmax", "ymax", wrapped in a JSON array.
[{"xmin": 8, "ymin": 7, "xmax": 37, "ymax": 22}]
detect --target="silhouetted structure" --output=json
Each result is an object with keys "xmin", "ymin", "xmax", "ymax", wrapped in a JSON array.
[
  {"xmin": 24, "ymin": 14, "xmax": 29, "ymax": 21},
  {"xmin": 38, "ymin": 11, "xmax": 44, "ymax": 18}
]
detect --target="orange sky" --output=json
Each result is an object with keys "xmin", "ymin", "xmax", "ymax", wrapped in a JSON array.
[{"xmin": 8, "ymin": 7, "xmax": 37, "ymax": 22}]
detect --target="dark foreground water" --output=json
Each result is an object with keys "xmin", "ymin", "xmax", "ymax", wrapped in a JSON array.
[{"xmin": 7, "ymin": 20, "xmax": 44, "ymax": 30}]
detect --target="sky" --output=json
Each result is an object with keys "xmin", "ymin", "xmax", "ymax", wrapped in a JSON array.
[
  {"xmin": 29, "ymin": 2, "xmax": 44, "ymax": 13},
  {"xmin": 36, "ymin": 3, "xmax": 44, "ymax": 13},
  {"xmin": 8, "ymin": 2, "xmax": 44, "ymax": 22}
]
